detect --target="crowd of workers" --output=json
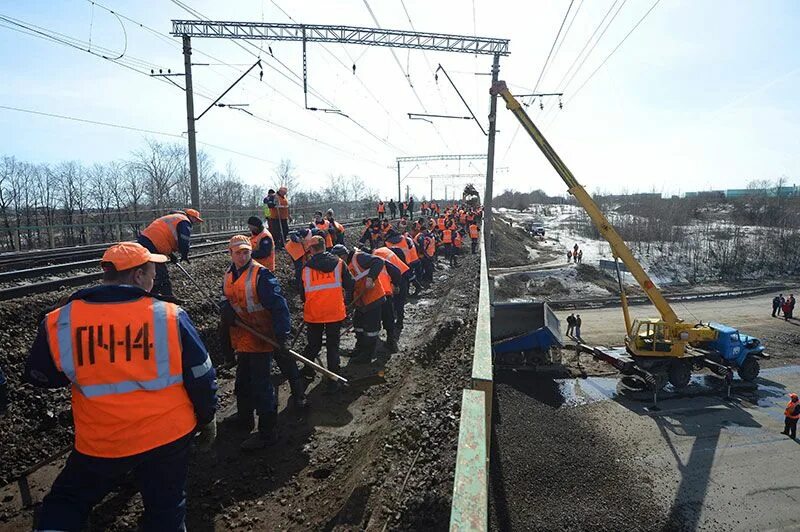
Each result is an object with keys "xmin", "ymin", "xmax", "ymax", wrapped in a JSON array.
[{"xmin": 14, "ymin": 193, "xmax": 482, "ymax": 530}]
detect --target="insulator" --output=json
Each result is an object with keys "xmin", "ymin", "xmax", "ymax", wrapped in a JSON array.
[
  {"xmin": 352, "ymin": 64, "xmax": 356, "ymax": 74},
  {"xmin": 539, "ymin": 101, "xmax": 544, "ymax": 110},
  {"xmin": 150, "ymin": 69, "xmax": 154, "ymax": 74},
  {"xmin": 167, "ymin": 69, "xmax": 171, "ymax": 74},
  {"xmin": 259, "ymin": 70, "xmax": 263, "ymax": 81},
  {"xmin": 159, "ymin": 69, "xmax": 163, "ymax": 74},
  {"xmin": 268, "ymin": 46, "xmax": 273, "ymax": 56}
]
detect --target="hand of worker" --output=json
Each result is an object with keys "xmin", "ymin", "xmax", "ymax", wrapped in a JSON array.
[
  {"xmin": 365, "ymin": 277, "xmax": 375, "ymax": 290},
  {"xmin": 168, "ymin": 253, "xmax": 179, "ymax": 264},
  {"xmin": 195, "ymin": 417, "xmax": 217, "ymax": 451}
]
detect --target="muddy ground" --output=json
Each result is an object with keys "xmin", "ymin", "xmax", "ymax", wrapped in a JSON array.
[{"xmin": 0, "ymin": 248, "xmax": 481, "ymax": 530}]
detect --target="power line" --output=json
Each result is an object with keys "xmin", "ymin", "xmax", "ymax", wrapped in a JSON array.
[
  {"xmin": 566, "ymin": 0, "xmax": 662, "ymax": 105},
  {"xmin": 361, "ymin": 0, "xmax": 451, "ymax": 150},
  {"xmin": 0, "ymin": 104, "xmax": 276, "ymax": 163},
  {"xmin": 545, "ymin": 0, "xmax": 585, "ymax": 83},
  {"xmin": 531, "ymin": 0, "xmax": 576, "ymax": 97}
]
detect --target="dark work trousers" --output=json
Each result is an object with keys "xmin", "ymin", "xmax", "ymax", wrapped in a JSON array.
[
  {"xmin": 471, "ymin": 238, "xmax": 479, "ymax": 254},
  {"xmin": 420, "ymin": 256, "xmax": 434, "ymax": 285},
  {"xmin": 293, "ymin": 259, "xmax": 304, "ymax": 294},
  {"xmin": 378, "ymin": 211, "xmax": 385, "ymax": 220},
  {"xmin": 393, "ymin": 277, "xmax": 409, "ymax": 338},
  {"xmin": 272, "ymin": 350, "xmax": 305, "ymax": 401},
  {"xmin": 268, "ymin": 219, "xmax": 283, "ymax": 249},
  {"xmin": 152, "ymin": 262, "xmax": 174, "ymax": 298},
  {"xmin": 37, "ymin": 433, "xmax": 192, "ymax": 532},
  {"xmin": 279, "ymin": 219, "xmax": 290, "ymax": 243},
  {"xmin": 353, "ymin": 302, "xmax": 382, "ymax": 357},
  {"xmin": 785, "ymin": 417, "xmax": 798, "ymax": 439},
  {"xmin": 235, "ymin": 353, "xmax": 277, "ymax": 424},
  {"xmin": 772, "ymin": 304, "xmax": 779, "ymax": 317},
  {"xmin": 304, "ymin": 321, "xmax": 343, "ymax": 371},
  {"xmin": 381, "ymin": 296, "xmax": 396, "ymax": 342}
]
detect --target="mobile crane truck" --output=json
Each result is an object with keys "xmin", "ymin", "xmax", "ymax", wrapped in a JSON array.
[{"xmin": 490, "ymin": 80, "xmax": 767, "ymax": 390}]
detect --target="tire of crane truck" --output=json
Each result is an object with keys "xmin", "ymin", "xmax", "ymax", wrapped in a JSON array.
[
  {"xmin": 738, "ymin": 356, "xmax": 760, "ymax": 382},
  {"xmin": 668, "ymin": 360, "xmax": 692, "ymax": 389}
]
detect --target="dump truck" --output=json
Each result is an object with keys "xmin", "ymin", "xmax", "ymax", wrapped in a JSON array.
[
  {"xmin": 492, "ymin": 301, "xmax": 563, "ymax": 368},
  {"xmin": 490, "ymin": 81, "xmax": 767, "ymax": 390}
]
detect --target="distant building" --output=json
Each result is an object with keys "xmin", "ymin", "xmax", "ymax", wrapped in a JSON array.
[{"xmin": 685, "ymin": 185, "xmax": 798, "ymax": 199}]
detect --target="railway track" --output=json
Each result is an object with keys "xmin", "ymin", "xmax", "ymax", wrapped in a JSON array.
[{"xmin": 547, "ymin": 286, "xmax": 782, "ymax": 310}]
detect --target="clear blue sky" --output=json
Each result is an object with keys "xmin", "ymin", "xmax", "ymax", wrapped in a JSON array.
[{"xmin": 1, "ymin": 0, "xmax": 799, "ymax": 199}]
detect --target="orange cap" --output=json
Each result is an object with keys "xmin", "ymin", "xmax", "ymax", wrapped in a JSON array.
[
  {"xmin": 228, "ymin": 235, "xmax": 252, "ymax": 250},
  {"xmin": 101, "ymin": 242, "xmax": 168, "ymax": 270},
  {"xmin": 185, "ymin": 208, "xmax": 204, "ymax": 223}
]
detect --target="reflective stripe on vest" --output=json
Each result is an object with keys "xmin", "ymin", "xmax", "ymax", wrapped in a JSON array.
[
  {"xmin": 52, "ymin": 300, "xmax": 181, "ymax": 398},
  {"xmin": 140, "ymin": 213, "xmax": 189, "ymax": 255},
  {"xmin": 349, "ymin": 253, "xmax": 385, "ymax": 306},
  {"xmin": 302, "ymin": 261, "xmax": 346, "ymax": 323},
  {"xmin": 46, "ymin": 297, "xmax": 196, "ymax": 457},
  {"xmin": 223, "ymin": 261, "xmax": 274, "ymax": 352},
  {"xmin": 251, "ymin": 229, "xmax": 275, "ymax": 271},
  {"xmin": 372, "ymin": 247, "xmax": 409, "ymax": 276}
]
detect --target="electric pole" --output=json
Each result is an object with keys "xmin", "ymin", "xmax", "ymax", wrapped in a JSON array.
[
  {"xmin": 484, "ymin": 53, "xmax": 500, "ymax": 259},
  {"xmin": 182, "ymin": 35, "xmax": 200, "ymax": 209}
]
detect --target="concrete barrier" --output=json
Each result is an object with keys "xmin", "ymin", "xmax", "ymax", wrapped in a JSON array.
[{"xmin": 450, "ymin": 224, "xmax": 493, "ymax": 531}]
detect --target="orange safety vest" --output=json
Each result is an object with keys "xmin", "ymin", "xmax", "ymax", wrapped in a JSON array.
[
  {"xmin": 442, "ymin": 229, "xmax": 453, "ymax": 244},
  {"xmin": 348, "ymin": 252, "xmax": 386, "ymax": 307},
  {"xmin": 302, "ymin": 260, "xmax": 346, "ymax": 323},
  {"xmin": 387, "ymin": 235, "xmax": 419, "ymax": 264},
  {"xmin": 223, "ymin": 261, "xmax": 275, "ymax": 353},
  {"xmin": 454, "ymin": 232, "xmax": 463, "ymax": 248},
  {"xmin": 377, "ymin": 202, "xmax": 385, "ymax": 213},
  {"xmin": 46, "ymin": 297, "xmax": 195, "ymax": 458},
  {"xmin": 372, "ymin": 247, "xmax": 410, "ymax": 277},
  {"xmin": 437, "ymin": 218, "xmax": 446, "ymax": 231},
  {"xmin": 251, "ymin": 229, "xmax": 275, "ymax": 271},
  {"xmin": 277, "ymin": 194, "xmax": 290, "ymax": 219},
  {"xmin": 786, "ymin": 400, "xmax": 800, "ymax": 419},
  {"xmin": 140, "ymin": 213, "xmax": 190, "ymax": 255},
  {"xmin": 314, "ymin": 220, "xmax": 334, "ymax": 249},
  {"xmin": 469, "ymin": 224, "xmax": 479, "ymax": 239},
  {"xmin": 285, "ymin": 239, "xmax": 306, "ymax": 262}
]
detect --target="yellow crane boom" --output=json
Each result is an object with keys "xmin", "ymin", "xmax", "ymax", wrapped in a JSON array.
[{"xmin": 490, "ymin": 80, "xmax": 679, "ymax": 325}]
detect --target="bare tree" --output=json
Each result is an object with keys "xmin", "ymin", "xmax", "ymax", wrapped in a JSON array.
[{"xmin": 274, "ymin": 158, "xmax": 298, "ymax": 192}]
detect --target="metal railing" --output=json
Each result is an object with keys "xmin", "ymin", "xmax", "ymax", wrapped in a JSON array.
[{"xmin": 450, "ymin": 222, "xmax": 492, "ymax": 531}]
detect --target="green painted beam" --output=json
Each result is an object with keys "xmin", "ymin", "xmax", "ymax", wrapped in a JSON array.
[{"xmin": 449, "ymin": 389, "xmax": 488, "ymax": 531}]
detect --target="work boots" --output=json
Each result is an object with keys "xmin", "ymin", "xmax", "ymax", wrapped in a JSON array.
[
  {"xmin": 385, "ymin": 337, "xmax": 399, "ymax": 354},
  {"xmin": 241, "ymin": 412, "xmax": 278, "ymax": 451}
]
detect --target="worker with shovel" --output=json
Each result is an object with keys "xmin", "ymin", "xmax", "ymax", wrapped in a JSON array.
[
  {"xmin": 331, "ymin": 245, "xmax": 387, "ymax": 363},
  {"xmin": 300, "ymin": 237, "xmax": 355, "ymax": 391},
  {"xmin": 221, "ymin": 235, "xmax": 294, "ymax": 450}
]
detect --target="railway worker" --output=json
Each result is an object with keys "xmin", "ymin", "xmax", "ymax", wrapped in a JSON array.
[
  {"xmin": 263, "ymin": 189, "xmax": 282, "ymax": 250},
  {"xmin": 301, "ymin": 237, "xmax": 354, "ymax": 391},
  {"xmin": 567, "ymin": 250, "xmax": 572, "ymax": 263},
  {"xmin": 388, "ymin": 199, "xmax": 397, "ymax": 219},
  {"xmin": 331, "ymin": 245, "xmax": 390, "ymax": 362},
  {"xmin": 24, "ymin": 242, "xmax": 218, "ymax": 531},
  {"xmin": 421, "ymin": 200, "xmax": 428, "ymax": 216},
  {"xmin": 221, "ymin": 235, "xmax": 294, "ymax": 450},
  {"xmin": 137, "ymin": 208, "xmax": 204, "ymax": 298},
  {"xmin": 408, "ymin": 196, "xmax": 415, "ymax": 220},
  {"xmin": 386, "ymin": 227, "xmax": 423, "ymax": 293},
  {"xmin": 452, "ymin": 229, "xmax": 463, "ymax": 266},
  {"xmin": 311, "ymin": 210, "xmax": 336, "ymax": 250},
  {"xmin": 415, "ymin": 228, "xmax": 436, "ymax": 287},
  {"xmin": 372, "ymin": 245, "xmax": 408, "ymax": 351},
  {"xmin": 566, "ymin": 313, "xmax": 576, "ymax": 336},
  {"xmin": 248, "ymin": 216, "xmax": 275, "ymax": 272},
  {"xmin": 276, "ymin": 186, "xmax": 290, "ymax": 244},
  {"xmin": 782, "ymin": 393, "xmax": 800, "ymax": 439},
  {"xmin": 772, "ymin": 294, "xmax": 782, "ymax": 317},
  {"xmin": 440, "ymin": 224, "xmax": 455, "ymax": 267},
  {"xmin": 325, "ymin": 209, "xmax": 346, "ymax": 246},
  {"xmin": 575, "ymin": 314, "xmax": 583, "ymax": 340},
  {"xmin": 469, "ymin": 221, "xmax": 480, "ymax": 254},
  {"xmin": 377, "ymin": 200, "xmax": 386, "ymax": 220}
]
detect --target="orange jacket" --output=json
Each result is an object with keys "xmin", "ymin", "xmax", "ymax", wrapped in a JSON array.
[
  {"xmin": 372, "ymin": 247, "xmax": 409, "ymax": 277},
  {"xmin": 223, "ymin": 261, "xmax": 275, "ymax": 353},
  {"xmin": 314, "ymin": 220, "xmax": 334, "ymax": 249},
  {"xmin": 454, "ymin": 232, "xmax": 463, "ymax": 248},
  {"xmin": 786, "ymin": 400, "xmax": 800, "ymax": 419},
  {"xmin": 277, "ymin": 194, "xmax": 290, "ymax": 220},
  {"xmin": 377, "ymin": 202, "xmax": 385, "ymax": 213},
  {"xmin": 441, "ymin": 229, "xmax": 453, "ymax": 244},
  {"xmin": 251, "ymin": 229, "xmax": 275, "ymax": 271},
  {"xmin": 285, "ymin": 239, "xmax": 306, "ymax": 262},
  {"xmin": 140, "ymin": 213, "xmax": 190, "ymax": 255},
  {"xmin": 348, "ymin": 252, "xmax": 386, "ymax": 307},
  {"xmin": 387, "ymin": 235, "xmax": 419, "ymax": 264},
  {"xmin": 302, "ymin": 260, "xmax": 346, "ymax": 323},
  {"xmin": 46, "ymin": 298, "xmax": 195, "ymax": 458},
  {"xmin": 469, "ymin": 224, "xmax": 479, "ymax": 239}
]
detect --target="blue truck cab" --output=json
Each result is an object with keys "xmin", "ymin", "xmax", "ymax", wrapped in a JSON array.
[{"xmin": 704, "ymin": 322, "xmax": 765, "ymax": 366}]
